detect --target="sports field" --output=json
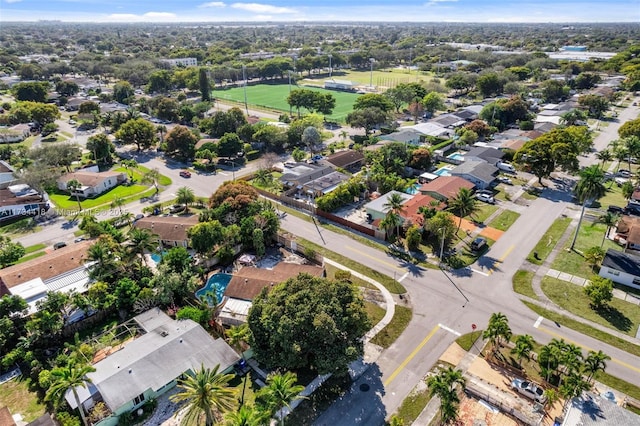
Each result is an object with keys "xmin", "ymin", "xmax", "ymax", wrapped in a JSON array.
[{"xmin": 213, "ymin": 83, "xmax": 361, "ymax": 122}]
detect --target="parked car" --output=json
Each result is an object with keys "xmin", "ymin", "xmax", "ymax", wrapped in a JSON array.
[
  {"xmin": 496, "ymin": 161, "xmax": 516, "ymax": 173},
  {"xmin": 169, "ymin": 204, "xmax": 185, "ymax": 214},
  {"xmin": 497, "ymin": 176, "xmax": 513, "ymax": 185},
  {"xmin": 614, "ymin": 177, "xmax": 629, "ymax": 186},
  {"xmin": 607, "ymin": 205, "xmax": 625, "ymax": 215},
  {"xmin": 470, "ymin": 237, "xmax": 487, "ymax": 252},
  {"xmin": 179, "ymin": 170, "xmax": 191, "ymax": 178},
  {"xmin": 53, "ymin": 242, "xmax": 67, "ymax": 250},
  {"xmin": 617, "ymin": 169, "xmax": 631, "ymax": 178},
  {"xmin": 511, "ymin": 378, "xmax": 546, "ymax": 403},
  {"xmin": 476, "ymin": 192, "xmax": 495, "ymax": 204}
]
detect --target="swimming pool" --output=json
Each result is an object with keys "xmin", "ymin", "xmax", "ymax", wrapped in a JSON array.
[
  {"xmin": 434, "ymin": 167, "xmax": 453, "ymax": 177},
  {"xmin": 447, "ymin": 153, "xmax": 465, "ymax": 161},
  {"xmin": 405, "ymin": 183, "xmax": 421, "ymax": 195},
  {"xmin": 195, "ymin": 273, "xmax": 232, "ymax": 306},
  {"xmin": 150, "ymin": 251, "xmax": 168, "ymax": 264}
]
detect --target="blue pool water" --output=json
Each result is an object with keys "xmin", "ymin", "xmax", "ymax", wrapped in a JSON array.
[
  {"xmin": 195, "ymin": 273, "xmax": 232, "ymax": 306},
  {"xmin": 447, "ymin": 153, "xmax": 465, "ymax": 161},
  {"xmin": 150, "ymin": 251, "xmax": 168, "ymax": 264},
  {"xmin": 405, "ymin": 183, "xmax": 421, "ymax": 195},
  {"xmin": 434, "ymin": 167, "xmax": 452, "ymax": 177}
]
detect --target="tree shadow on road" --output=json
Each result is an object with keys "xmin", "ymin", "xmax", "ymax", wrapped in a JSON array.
[{"xmin": 476, "ymin": 255, "xmax": 502, "ymax": 274}]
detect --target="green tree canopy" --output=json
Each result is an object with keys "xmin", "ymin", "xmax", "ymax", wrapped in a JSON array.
[
  {"xmin": 248, "ymin": 273, "xmax": 370, "ymax": 375},
  {"xmin": 165, "ymin": 125, "xmax": 198, "ymax": 160},
  {"xmin": 115, "ymin": 118, "xmax": 156, "ymax": 151}
]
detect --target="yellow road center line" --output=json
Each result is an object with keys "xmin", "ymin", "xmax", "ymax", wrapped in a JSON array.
[
  {"xmin": 384, "ymin": 325, "xmax": 441, "ymax": 386},
  {"xmin": 488, "ymin": 244, "xmax": 515, "ymax": 275}
]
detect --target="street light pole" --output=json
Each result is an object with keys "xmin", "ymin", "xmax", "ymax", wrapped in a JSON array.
[
  {"xmin": 369, "ymin": 58, "xmax": 375, "ymax": 89},
  {"xmin": 242, "ymin": 65, "xmax": 249, "ymax": 116}
]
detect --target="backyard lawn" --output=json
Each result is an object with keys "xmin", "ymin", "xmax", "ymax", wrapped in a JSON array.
[
  {"xmin": 0, "ymin": 377, "xmax": 46, "ymax": 423},
  {"xmin": 213, "ymin": 83, "xmax": 360, "ymax": 122}
]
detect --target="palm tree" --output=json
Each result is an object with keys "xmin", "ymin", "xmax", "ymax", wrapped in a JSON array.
[
  {"xmin": 226, "ymin": 324, "xmax": 252, "ymax": 406},
  {"xmin": 583, "ymin": 350, "xmax": 611, "ymax": 384},
  {"xmin": 621, "ymin": 181, "xmax": 634, "ymax": 201},
  {"xmin": 560, "ymin": 343, "xmax": 584, "ymax": 377},
  {"xmin": 622, "ymin": 136, "xmax": 640, "ymax": 171},
  {"xmin": 571, "ymin": 165, "xmax": 606, "ymax": 250},
  {"xmin": 257, "ymin": 371, "xmax": 305, "ymax": 426},
  {"xmin": 560, "ymin": 372, "xmax": 591, "ymax": 410},
  {"xmin": 511, "ymin": 334, "xmax": 534, "ymax": 368},
  {"xmin": 560, "ymin": 109, "xmax": 587, "ymax": 126},
  {"xmin": 45, "ymin": 363, "xmax": 96, "ymax": 426},
  {"xmin": 447, "ymin": 187, "xmax": 478, "ymax": 232},
  {"xmin": 122, "ymin": 159, "xmax": 138, "ymax": 181},
  {"xmin": 381, "ymin": 211, "xmax": 402, "ymax": 241},
  {"xmin": 170, "ymin": 364, "xmax": 237, "ymax": 426},
  {"xmin": 595, "ymin": 149, "xmax": 612, "ymax": 170},
  {"xmin": 426, "ymin": 367, "xmax": 465, "ymax": 425},
  {"xmin": 86, "ymin": 238, "xmax": 120, "ymax": 281},
  {"xmin": 176, "ymin": 186, "xmax": 196, "ymax": 214},
  {"xmin": 254, "ymin": 169, "xmax": 274, "ymax": 188},
  {"xmin": 127, "ymin": 228, "xmax": 159, "ymax": 266},
  {"xmin": 383, "ymin": 192, "xmax": 406, "ymax": 239},
  {"xmin": 224, "ymin": 405, "xmax": 268, "ymax": 426},
  {"xmin": 142, "ymin": 167, "xmax": 161, "ymax": 195},
  {"xmin": 598, "ymin": 212, "xmax": 619, "ymax": 247},
  {"xmin": 66, "ymin": 179, "xmax": 83, "ymax": 212},
  {"xmin": 482, "ymin": 312, "xmax": 512, "ymax": 359},
  {"xmin": 157, "ymin": 124, "xmax": 167, "ymax": 143},
  {"xmin": 538, "ymin": 341, "xmax": 563, "ymax": 383},
  {"xmin": 110, "ymin": 196, "xmax": 125, "ymax": 215}
]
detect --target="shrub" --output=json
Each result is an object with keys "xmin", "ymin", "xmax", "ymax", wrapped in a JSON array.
[
  {"xmin": 176, "ymin": 306, "xmax": 210, "ymax": 325},
  {"xmin": 246, "ymin": 149, "xmax": 260, "ymax": 160},
  {"xmin": 55, "ymin": 412, "xmax": 81, "ymax": 426},
  {"xmin": 584, "ymin": 276, "xmax": 613, "ymax": 309}
]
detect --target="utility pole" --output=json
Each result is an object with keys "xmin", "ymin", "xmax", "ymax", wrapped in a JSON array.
[{"xmin": 242, "ymin": 65, "xmax": 249, "ymax": 116}]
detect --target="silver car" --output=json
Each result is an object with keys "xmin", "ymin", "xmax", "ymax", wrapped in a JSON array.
[{"xmin": 511, "ymin": 378, "xmax": 546, "ymax": 403}]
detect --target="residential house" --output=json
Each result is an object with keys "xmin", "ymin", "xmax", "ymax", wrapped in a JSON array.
[
  {"xmin": 133, "ymin": 215, "xmax": 199, "ymax": 248},
  {"xmin": 363, "ymin": 191, "xmax": 413, "ymax": 222},
  {"xmin": 0, "ymin": 124, "xmax": 31, "ymax": 144},
  {"xmin": 562, "ymin": 392, "xmax": 640, "ymax": 425},
  {"xmin": 431, "ymin": 113, "xmax": 467, "ymax": 129},
  {"xmin": 0, "ymin": 161, "xmax": 18, "ymax": 189},
  {"xmin": 399, "ymin": 194, "xmax": 444, "ymax": 227},
  {"xmin": 0, "ymin": 240, "xmax": 94, "ymax": 313},
  {"xmin": 65, "ymin": 309, "xmax": 239, "ymax": 426},
  {"xmin": 598, "ymin": 249, "xmax": 640, "ymax": 290},
  {"xmin": 57, "ymin": 170, "xmax": 127, "ymax": 198},
  {"xmin": 220, "ymin": 265, "xmax": 324, "ymax": 325},
  {"xmin": 0, "ymin": 184, "xmax": 50, "ymax": 223},
  {"xmin": 450, "ymin": 159, "xmax": 498, "ymax": 190},
  {"xmin": 407, "ymin": 122, "xmax": 453, "ymax": 138},
  {"xmin": 419, "ymin": 176, "xmax": 475, "ymax": 202},
  {"xmin": 464, "ymin": 146, "xmax": 505, "ymax": 165},
  {"xmin": 325, "ymin": 150, "xmax": 365, "ymax": 172},
  {"xmin": 280, "ymin": 164, "xmax": 349, "ymax": 198},
  {"xmin": 612, "ymin": 215, "xmax": 640, "ymax": 251},
  {"xmin": 379, "ymin": 128, "xmax": 424, "ymax": 146}
]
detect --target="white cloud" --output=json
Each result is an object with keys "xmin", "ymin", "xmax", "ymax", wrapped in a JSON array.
[
  {"xmin": 230, "ymin": 2, "xmax": 296, "ymax": 14},
  {"xmin": 199, "ymin": 1, "xmax": 226, "ymax": 7},
  {"xmin": 425, "ymin": 0, "xmax": 458, "ymax": 5},
  {"xmin": 108, "ymin": 13, "xmax": 139, "ymax": 20},
  {"xmin": 143, "ymin": 12, "xmax": 177, "ymax": 18},
  {"xmin": 4, "ymin": 0, "xmax": 23, "ymax": 3}
]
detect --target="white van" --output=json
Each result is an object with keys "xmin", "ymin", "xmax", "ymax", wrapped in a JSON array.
[{"xmin": 496, "ymin": 161, "xmax": 516, "ymax": 173}]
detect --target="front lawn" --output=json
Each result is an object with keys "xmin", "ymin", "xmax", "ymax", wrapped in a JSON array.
[
  {"xmin": 488, "ymin": 209, "xmax": 520, "ymax": 231},
  {"xmin": 364, "ymin": 301, "xmax": 386, "ymax": 326},
  {"xmin": 527, "ymin": 217, "xmax": 571, "ymax": 265},
  {"xmin": 541, "ymin": 276, "xmax": 640, "ymax": 337},
  {"xmin": 472, "ymin": 204, "xmax": 499, "ymax": 224},
  {"xmin": 0, "ymin": 377, "xmax": 46, "ymax": 423},
  {"xmin": 49, "ymin": 184, "xmax": 151, "ymax": 211},
  {"xmin": 369, "ymin": 305, "xmax": 412, "ymax": 348},
  {"xmin": 113, "ymin": 164, "xmax": 172, "ymax": 186},
  {"xmin": 512, "ymin": 270, "xmax": 538, "ymax": 300}
]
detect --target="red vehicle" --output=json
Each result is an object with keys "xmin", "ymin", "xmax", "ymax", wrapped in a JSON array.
[{"xmin": 179, "ymin": 170, "xmax": 191, "ymax": 178}]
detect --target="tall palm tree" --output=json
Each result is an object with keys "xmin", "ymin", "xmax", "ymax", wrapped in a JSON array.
[
  {"xmin": 122, "ymin": 159, "xmax": 138, "ymax": 181},
  {"xmin": 571, "ymin": 165, "xmax": 606, "ymax": 250},
  {"xmin": 381, "ymin": 211, "xmax": 402, "ymax": 241},
  {"xmin": 86, "ymin": 239, "xmax": 120, "ymax": 281},
  {"xmin": 622, "ymin": 136, "xmax": 640, "ymax": 171},
  {"xmin": 560, "ymin": 343, "xmax": 584, "ymax": 377},
  {"xmin": 383, "ymin": 192, "xmax": 406, "ymax": 239},
  {"xmin": 224, "ymin": 405, "xmax": 268, "ymax": 426},
  {"xmin": 598, "ymin": 212, "xmax": 619, "ymax": 248},
  {"xmin": 447, "ymin": 187, "xmax": 478, "ymax": 232},
  {"xmin": 583, "ymin": 350, "xmax": 611, "ymax": 383},
  {"xmin": 157, "ymin": 124, "xmax": 167, "ymax": 143},
  {"xmin": 426, "ymin": 367, "xmax": 465, "ymax": 425},
  {"xmin": 142, "ymin": 167, "xmax": 161, "ymax": 195},
  {"xmin": 595, "ymin": 149, "xmax": 612, "ymax": 170},
  {"xmin": 560, "ymin": 372, "xmax": 591, "ymax": 410},
  {"xmin": 176, "ymin": 186, "xmax": 196, "ymax": 214},
  {"xmin": 511, "ymin": 334, "xmax": 534, "ymax": 368},
  {"xmin": 127, "ymin": 228, "xmax": 159, "ymax": 266},
  {"xmin": 226, "ymin": 323, "xmax": 252, "ymax": 406},
  {"xmin": 482, "ymin": 312, "xmax": 512, "ymax": 358},
  {"xmin": 560, "ymin": 109, "xmax": 587, "ymax": 126},
  {"xmin": 257, "ymin": 371, "xmax": 305, "ymax": 426},
  {"xmin": 45, "ymin": 363, "xmax": 96, "ymax": 426},
  {"xmin": 110, "ymin": 196, "xmax": 125, "ymax": 215},
  {"xmin": 66, "ymin": 179, "xmax": 83, "ymax": 212},
  {"xmin": 170, "ymin": 364, "xmax": 237, "ymax": 426}
]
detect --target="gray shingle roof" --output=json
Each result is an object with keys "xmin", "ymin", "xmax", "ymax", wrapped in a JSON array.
[
  {"xmin": 563, "ymin": 392, "xmax": 640, "ymax": 425},
  {"xmin": 601, "ymin": 249, "xmax": 640, "ymax": 277},
  {"xmin": 450, "ymin": 160, "xmax": 498, "ymax": 183}
]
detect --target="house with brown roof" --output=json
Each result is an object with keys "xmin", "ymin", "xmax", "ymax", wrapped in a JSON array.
[
  {"xmin": 57, "ymin": 170, "xmax": 127, "ymax": 198},
  {"xmin": 133, "ymin": 215, "xmax": 199, "ymax": 247},
  {"xmin": 325, "ymin": 150, "xmax": 365, "ymax": 172},
  {"xmin": 0, "ymin": 184, "xmax": 50, "ymax": 223},
  {"xmin": 399, "ymin": 194, "xmax": 445, "ymax": 227},
  {"xmin": 219, "ymin": 264, "xmax": 324, "ymax": 326},
  {"xmin": 613, "ymin": 215, "xmax": 640, "ymax": 251},
  {"xmin": 419, "ymin": 176, "xmax": 475, "ymax": 201},
  {"xmin": 0, "ymin": 240, "xmax": 94, "ymax": 313}
]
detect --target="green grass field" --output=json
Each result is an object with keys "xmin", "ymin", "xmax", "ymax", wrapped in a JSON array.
[
  {"xmin": 301, "ymin": 69, "xmax": 434, "ymax": 88},
  {"xmin": 213, "ymin": 83, "xmax": 361, "ymax": 122}
]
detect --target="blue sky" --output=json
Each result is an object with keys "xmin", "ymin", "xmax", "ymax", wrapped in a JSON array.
[{"xmin": 1, "ymin": 0, "xmax": 639, "ymax": 23}]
